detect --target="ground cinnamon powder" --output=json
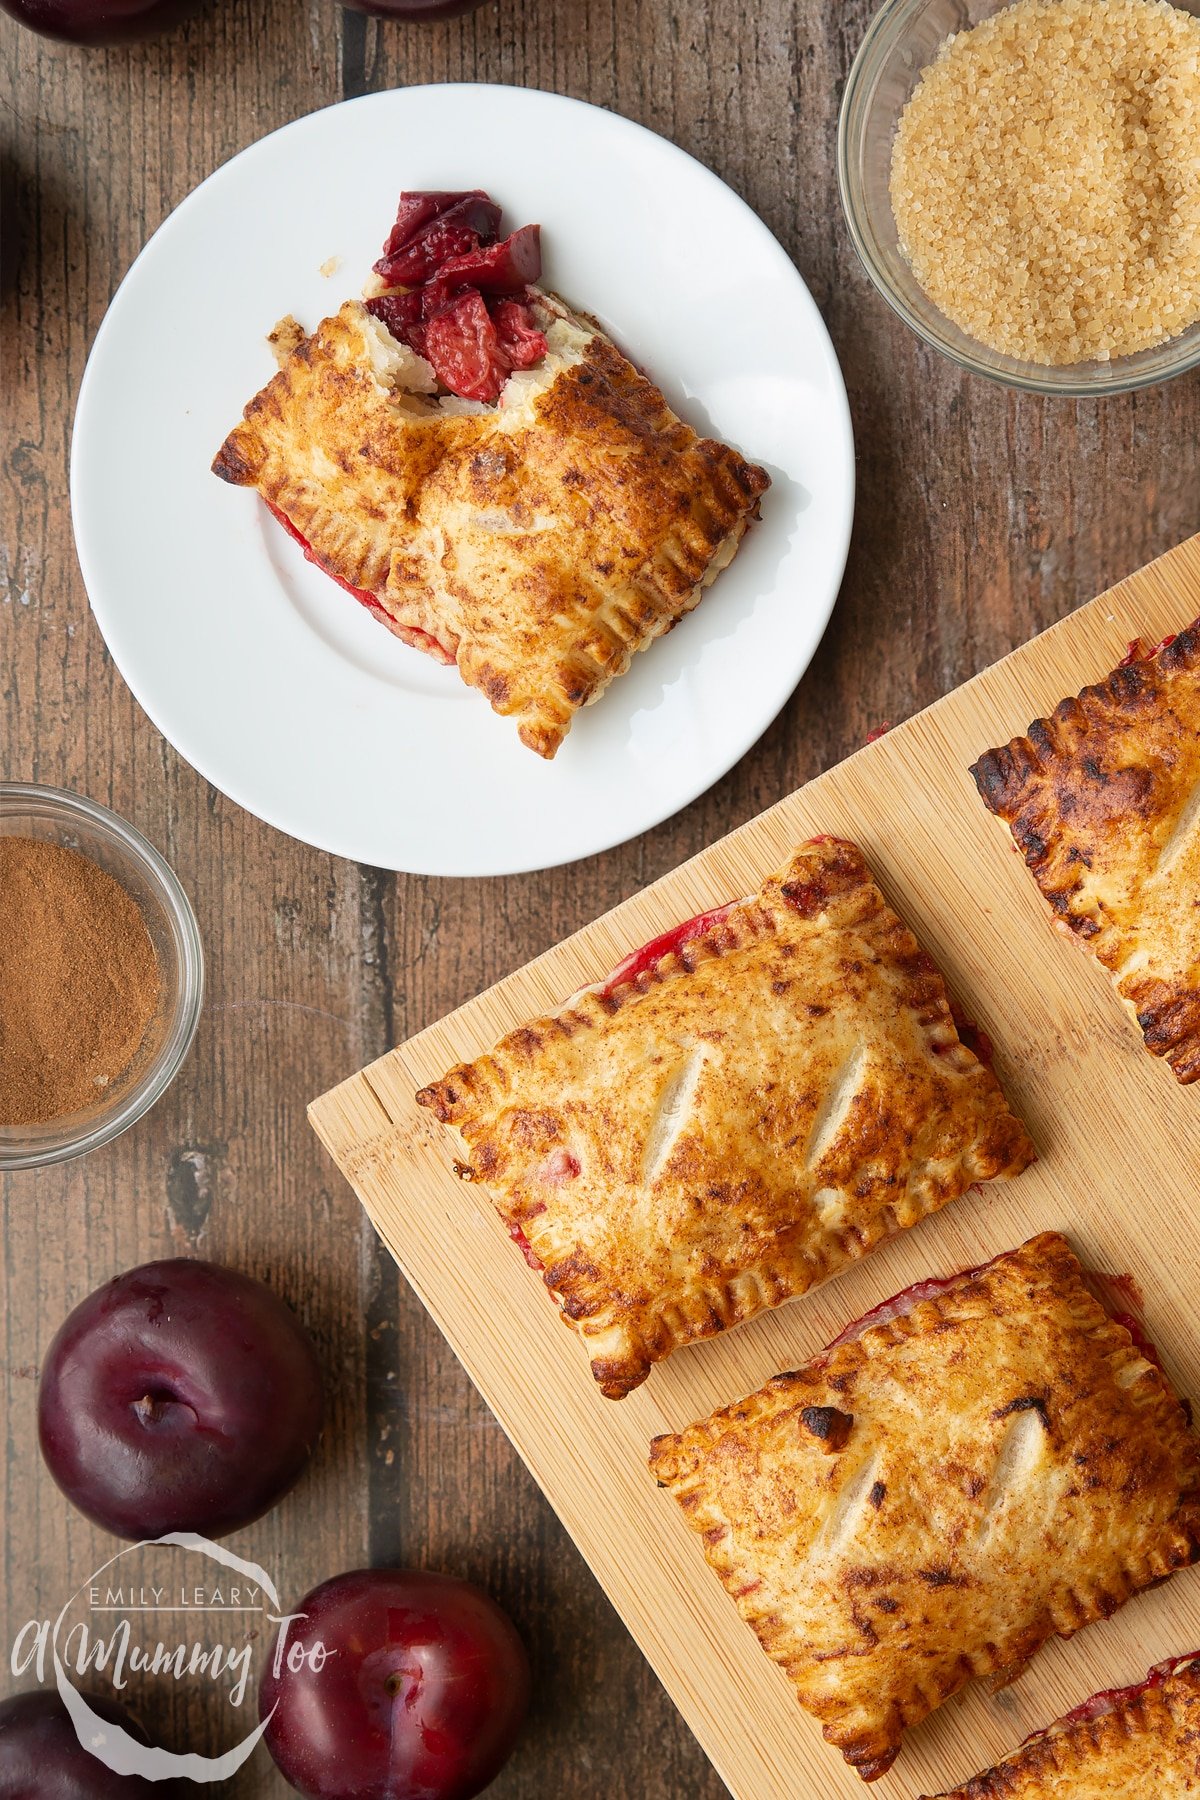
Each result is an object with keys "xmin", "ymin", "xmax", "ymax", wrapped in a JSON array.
[{"xmin": 0, "ymin": 836, "xmax": 160, "ymax": 1126}]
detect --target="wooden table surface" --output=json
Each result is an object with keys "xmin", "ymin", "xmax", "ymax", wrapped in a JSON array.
[{"xmin": 1, "ymin": 3, "xmax": 1197, "ymax": 1795}]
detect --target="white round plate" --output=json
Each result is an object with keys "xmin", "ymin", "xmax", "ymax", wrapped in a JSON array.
[{"xmin": 72, "ymin": 85, "xmax": 854, "ymax": 876}]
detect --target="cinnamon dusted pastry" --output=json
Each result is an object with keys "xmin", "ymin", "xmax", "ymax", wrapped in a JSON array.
[
  {"xmin": 922, "ymin": 1653, "xmax": 1200, "ymax": 1797},
  {"xmin": 213, "ymin": 289, "xmax": 768, "ymax": 758},
  {"xmin": 649, "ymin": 1233, "xmax": 1200, "ymax": 1782},
  {"xmin": 416, "ymin": 838, "xmax": 1033, "ymax": 1397},
  {"xmin": 972, "ymin": 621, "xmax": 1200, "ymax": 1082}
]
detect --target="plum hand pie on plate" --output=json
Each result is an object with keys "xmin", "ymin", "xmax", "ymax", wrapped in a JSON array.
[
  {"xmin": 972, "ymin": 621, "xmax": 1200, "ymax": 1082},
  {"xmin": 212, "ymin": 189, "xmax": 769, "ymax": 759},
  {"xmin": 650, "ymin": 1233, "xmax": 1200, "ymax": 1783},
  {"xmin": 922, "ymin": 1652, "xmax": 1200, "ymax": 1797},
  {"xmin": 416, "ymin": 838, "xmax": 1033, "ymax": 1397}
]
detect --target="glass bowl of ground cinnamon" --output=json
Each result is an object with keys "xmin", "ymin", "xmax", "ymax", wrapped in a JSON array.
[
  {"xmin": 0, "ymin": 784, "xmax": 203, "ymax": 1169},
  {"xmin": 838, "ymin": 0, "xmax": 1200, "ymax": 394}
]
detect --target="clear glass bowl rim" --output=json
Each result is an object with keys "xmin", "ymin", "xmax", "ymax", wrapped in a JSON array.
[
  {"xmin": 0, "ymin": 782, "xmax": 204, "ymax": 1171},
  {"xmin": 836, "ymin": 0, "xmax": 1200, "ymax": 397}
]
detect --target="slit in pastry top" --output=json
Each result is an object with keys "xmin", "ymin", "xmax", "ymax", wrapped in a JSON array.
[
  {"xmin": 417, "ymin": 837, "xmax": 1033, "ymax": 1398},
  {"xmin": 650, "ymin": 1232, "xmax": 1200, "ymax": 1783}
]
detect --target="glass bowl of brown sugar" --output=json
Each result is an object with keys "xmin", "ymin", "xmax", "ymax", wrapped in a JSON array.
[
  {"xmin": 838, "ymin": 0, "xmax": 1200, "ymax": 395},
  {"xmin": 0, "ymin": 784, "xmax": 204, "ymax": 1169}
]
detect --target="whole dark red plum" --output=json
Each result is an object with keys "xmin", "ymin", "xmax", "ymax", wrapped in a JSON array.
[
  {"xmin": 0, "ymin": 1689, "xmax": 181, "ymax": 1798},
  {"xmin": 38, "ymin": 1259, "xmax": 323, "ymax": 1539},
  {"xmin": 0, "ymin": 0, "xmax": 205, "ymax": 46},
  {"xmin": 259, "ymin": 1568, "xmax": 531, "ymax": 1800}
]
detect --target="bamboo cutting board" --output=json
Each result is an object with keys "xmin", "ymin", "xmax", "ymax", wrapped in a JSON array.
[{"xmin": 310, "ymin": 535, "xmax": 1200, "ymax": 1800}]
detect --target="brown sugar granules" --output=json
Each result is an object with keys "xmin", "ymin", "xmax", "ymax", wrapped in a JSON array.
[
  {"xmin": 0, "ymin": 836, "xmax": 160, "ymax": 1127},
  {"xmin": 890, "ymin": 0, "xmax": 1200, "ymax": 365}
]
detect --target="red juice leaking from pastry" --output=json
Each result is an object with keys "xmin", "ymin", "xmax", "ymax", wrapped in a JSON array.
[
  {"xmin": 819, "ymin": 1263, "xmax": 991, "ymax": 1355},
  {"xmin": 597, "ymin": 839, "xmax": 866, "ymax": 997},
  {"xmin": 1118, "ymin": 632, "xmax": 1177, "ymax": 666},
  {"xmin": 508, "ymin": 1224, "xmax": 544, "ymax": 1270},
  {"xmin": 1024, "ymin": 1652, "xmax": 1200, "ymax": 1743},
  {"xmin": 597, "ymin": 903, "xmax": 739, "ymax": 996},
  {"xmin": 1083, "ymin": 1268, "xmax": 1172, "ymax": 1373},
  {"xmin": 267, "ymin": 504, "xmax": 388, "ymax": 617},
  {"xmin": 822, "ymin": 1260, "xmax": 1169, "ymax": 1371},
  {"xmin": 266, "ymin": 503, "xmax": 450, "ymax": 661}
]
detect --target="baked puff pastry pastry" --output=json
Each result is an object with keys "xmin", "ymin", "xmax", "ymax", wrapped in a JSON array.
[
  {"xmin": 649, "ymin": 1233, "xmax": 1200, "ymax": 1783},
  {"xmin": 416, "ymin": 838, "xmax": 1033, "ymax": 1398},
  {"xmin": 212, "ymin": 295, "xmax": 769, "ymax": 758},
  {"xmin": 972, "ymin": 621, "xmax": 1200, "ymax": 1082},
  {"xmin": 923, "ymin": 1653, "xmax": 1200, "ymax": 1797}
]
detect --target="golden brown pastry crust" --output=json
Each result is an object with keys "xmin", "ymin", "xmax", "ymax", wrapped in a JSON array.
[
  {"xmin": 923, "ymin": 1657, "xmax": 1200, "ymax": 1797},
  {"xmin": 416, "ymin": 839, "xmax": 1033, "ymax": 1398},
  {"xmin": 649, "ymin": 1233, "xmax": 1200, "ymax": 1783},
  {"xmin": 971, "ymin": 622, "xmax": 1200, "ymax": 1082},
  {"xmin": 212, "ymin": 298, "xmax": 769, "ymax": 758}
]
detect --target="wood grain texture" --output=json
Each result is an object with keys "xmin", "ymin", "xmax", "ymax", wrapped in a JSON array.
[
  {"xmin": 1, "ymin": 0, "xmax": 1199, "ymax": 1788},
  {"xmin": 312, "ymin": 536, "xmax": 1200, "ymax": 1800}
]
